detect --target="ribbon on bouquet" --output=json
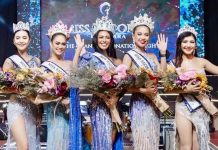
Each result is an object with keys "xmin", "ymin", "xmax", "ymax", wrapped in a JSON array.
[
  {"xmin": 195, "ymin": 94, "xmax": 218, "ymax": 115},
  {"xmin": 151, "ymin": 94, "xmax": 172, "ymax": 116}
]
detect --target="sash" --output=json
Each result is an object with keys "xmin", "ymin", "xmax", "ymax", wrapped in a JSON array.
[
  {"xmin": 9, "ymin": 55, "xmax": 30, "ymax": 69},
  {"xmin": 41, "ymin": 61, "xmax": 68, "ymax": 76},
  {"xmin": 127, "ymin": 50, "xmax": 153, "ymax": 71},
  {"xmin": 181, "ymin": 94, "xmax": 202, "ymax": 113},
  {"xmin": 93, "ymin": 52, "xmax": 116, "ymax": 69}
]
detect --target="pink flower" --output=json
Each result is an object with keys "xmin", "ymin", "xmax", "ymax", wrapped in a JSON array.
[
  {"xmin": 115, "ymin": 64, "xmax": 128, "ymax": 79},
  {"xmin": 102, "ymin": 73, "xmax": 112, "ymax": 83},
  {"xmin": 179, "ymin": 70, "xmax": 197, "ymax": 81},
  {"xmin": 97, "ymin": 69, "xmax": 107, "ymax": 76},
  {"xmin": 43, "ymin": 78, "xmax": 56, "ymax": 90},
  {"xmin": 113, "ymin": 75, "xmax": 120, "ymax": 84}
]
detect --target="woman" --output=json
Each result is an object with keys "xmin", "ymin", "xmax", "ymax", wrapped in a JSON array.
[
  {"xmin": 174, "ymin": 25, "xmax": 218, "ymax": 150},
  {"xmin": 36, "ymin": 20, "xmax": 84, "ymax": 150},
  {"xmin": 3, "ymin": 21, "xmax": 41, "ymax": 150},
  {"xmin": 79, "ymin": 16, "xmax": 123, "ymax": 150},
  {"xmin": 123, "ymin": 13, "xmax": 167, "ymax": 150}
]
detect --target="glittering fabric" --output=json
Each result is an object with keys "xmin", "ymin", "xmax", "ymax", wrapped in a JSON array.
[
  {"xmin": 45, "ymin": 101, "xmax": 69, "ymax": 150},
  {"xmin": 6, "ymin": 57, "xmax": 40, "ymax": 150},
  {"xmin": 175, "ymin": 95, "xmax": 210, "ymax": 150},
  {"xmin": 129, "ymin": 51, "xmax": 160, "ymax": 150},
  {"xmin": 79, "ymin": 52, "xmax": 123, "ymax": 150},
  {"xmin": 69, "ymin": 88, "xmax": 82, "ymax": 150}
]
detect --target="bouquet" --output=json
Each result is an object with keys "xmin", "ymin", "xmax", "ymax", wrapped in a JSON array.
[
  {"xmin": 133, "ymin": 67, "xmax": 172, "ymax": 115},
  {"xmin": 72, "ymin": 64, "xmax": 135, "ymax": 125},
  {"xmin": 162, "ymin": 68, "xmax": 217, "ymax": 115},
  {"xmin": 72, "ymin": 64, "xmax": 135, "ymax": 95},
  {"xmin": 0, "ymin": 69, "xmax": 19, "ymax": 94},
  {"xmin": 0, "ymin": 68, "xmax": 70, "ymax": 103}
]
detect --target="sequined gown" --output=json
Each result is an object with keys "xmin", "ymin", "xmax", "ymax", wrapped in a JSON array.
[
  {"xmin": 175, "ymin": 69, "xmax": 210, "ymax": 150},
  {"xmin": 41, "ymin": 64, "xmax": 69, "ymax": 150},
  {"xmin": 6, "ymin": 57, "xmax": 41, "ymax": 150},
  {"xmin": 79, "ymin": 52, "xmax": 123, "ymax": 150},
  {"xmin": 129, "ymin": 53, "xmax": 160, "ymax": 150}
]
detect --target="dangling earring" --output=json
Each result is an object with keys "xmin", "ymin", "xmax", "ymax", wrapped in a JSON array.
[{"xmin": 193, "ymin": 47, "xmax": 196, "ymax": 56}]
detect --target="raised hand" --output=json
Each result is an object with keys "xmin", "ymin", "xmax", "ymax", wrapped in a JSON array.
[
  {"xmin": 74, "ymin": 34, "xmax": 85, "ymax": 53},
  {"xmin": 156, "ymin": 33, "xmax": 168, "ymax": 54}
]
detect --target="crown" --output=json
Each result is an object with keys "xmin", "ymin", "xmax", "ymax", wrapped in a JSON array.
[
  {"xmin": 92, "ymin": 16, "xmax": 116, "ymax": 35},
  {"xmin": 13, "ymin": 21, "xmax": 30, "ymax": 33},
  {"xmin": 178, "ymin": 25, "xmax": 197, "ymax": 37},
  {"xmin": 47, "ymin": 20, "xmax": 71, "ymax": 39},
  {"xmin": 129, "ymin": 13, "xmax": 154, "ymax": 32}
]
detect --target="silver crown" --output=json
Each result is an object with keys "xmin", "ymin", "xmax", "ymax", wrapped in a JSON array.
[
  {"xmin": 129, "ymin": 13, "xmax": 154, "ymax": 32},
  {"xmin": 47, "ymin": 20, "xmax": 71, "ymax": 39},
  {"xmin": 178, "ymin": 25, "xmax": 197, "ymax": 37},
  {"xmin": 13, "ymin": 21, "xmax": 30, "ymax": 33},
  {"xmin": 92, "ymin": 16, "xmax": 116, "ymax": 35}
]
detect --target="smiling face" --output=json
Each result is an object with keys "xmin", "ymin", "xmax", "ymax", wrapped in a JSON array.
[
  {"xmin": 132, "ymin": 25, "xmax": 150, "ymax": 50},
  {"xmin": 13, "ymin": 30, "xmax": 30, "ymax": 52},
  {"xmin": 50, "ymin": 33, "xmax": 67, "ymax": 56},
  {"xmin": 97, "ymin": 30, "xmax": 111, "ymax": 51},
  {"xmin": 181, "ymin": 35, "xmax": 196, "ymax": 55}
]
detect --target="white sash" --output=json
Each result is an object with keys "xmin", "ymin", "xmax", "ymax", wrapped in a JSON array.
[
  {"xmin": 41, "ymin": 61, "xmax": 68, "ymax": 76},
  {"xmin": 93, "ymin": 52, "xmax": 116, "ymax": 70},
  {"xmin": 182, "ymin": 94, "xmax": 202, "ymax": 113},
  {"xmin": 127, "ymin": 50, "xmax": 153, "ymax": 71},
  {"xmin": 9, "ymin": 55, "xmax": 30, "ymax": 69}
]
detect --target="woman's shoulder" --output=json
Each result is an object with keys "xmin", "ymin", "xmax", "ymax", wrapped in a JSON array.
[{"xmin": 113, "ymin": 58, "xmax": 122, "ymax": 65}]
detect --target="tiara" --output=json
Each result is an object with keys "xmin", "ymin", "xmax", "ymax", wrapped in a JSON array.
[
  {"xmin": 13, "ymin": 21, "xmax": 30, "ymax": 33},
  {"xmin": 129, "ymin": 13, "xmax": 154, "ymax": 32},
  {"xmin": 92, "ymin": 16, "xmax": 116, "ymax": 35},
  {"xmin": 178, "ymin": 25, "xmax": 197, "ymax": 37},
  {"xmin": 47, "ymin": 20, "xmax": 71, "ymax": 39}
]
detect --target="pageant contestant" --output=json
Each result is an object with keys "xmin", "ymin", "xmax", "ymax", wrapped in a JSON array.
[
  {"xmin": 79, "ymin": 15, "xmax": 123, "ymax": 150},
  {"xmin": 174, "ymin": 25, "xmax": 218, "ymax": 150},
  {"xmin": 123, "ymin": 13, "xmax": 168, "ymax": 150},
  {"xmin": 3, "ymin": 21, "xmax": 41, "ymax": 150},
  {"xmin": 37, "ymin": 20, "xmax": 84, "ymax": 150}
]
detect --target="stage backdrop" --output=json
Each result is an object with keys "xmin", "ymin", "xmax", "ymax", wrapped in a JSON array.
[{"xmin": 41, "ymin": 0, "xmax": 179, "ymax": 61}]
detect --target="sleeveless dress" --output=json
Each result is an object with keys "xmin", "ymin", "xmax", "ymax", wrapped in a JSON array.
[
  {"xmin": 41, "ymin": 62, "xmax": 70, "ymax": 150},
  {"xmin": 127, "ymin": 51, "xmax": 160, "ymax": 150},
  {"xmin": 79, "ymin": 52, "xmax": 123, "ymax": 150},
  {"xmin": 175, "ymin": 69, "xmax": 210, "ymax": 150},
  {"xmin": 6, "ymin": 57, "xmax": 41, "ymax": 150}
]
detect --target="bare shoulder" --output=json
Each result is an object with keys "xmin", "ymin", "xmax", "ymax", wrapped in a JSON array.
[
  {"xmin": 147, "ymin": 53, "xmax": 157, "ymax": 59},
  {"xmin": 65, "ymin": 60, "xmax": 73, "ymax": 65},
  {"xmin": 114, "ymin": 58, "xmax": 122, "ymax": 65},
  {"xmin": 196, "ymin": 57, "xmax": 207, "ymax": 64}
]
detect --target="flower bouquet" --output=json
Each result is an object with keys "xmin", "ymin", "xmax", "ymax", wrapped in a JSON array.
[
  {"xmin": 0, "ymin": 68, "xmax": 70, "ymax": 104},
  {"xmin": 72, "ymin": 64, "xmax": 135, "ymax": 125},
  {"xmin": 133, "ymin": 67, "xmax": 172, "ymax": 115},
  {"xmin": 0, "ymin": 69, "xmax": 19, "ymax": 94},
  {"xmin": 162, "ymin": 68, "xmax": 217, "ymax": 115},
  {"xmin": 72, "ymin": 64, "xmax": 135, "ymax": 96}
]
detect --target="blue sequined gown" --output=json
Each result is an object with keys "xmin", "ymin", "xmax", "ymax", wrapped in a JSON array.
[
  {"xmin": 6, "ymin": 57, "xmax": 41, "ymax": 150},
  {"xmin": 79, "ymin": 52, "xmax": 123, "ymax": 150},
  {"xmin": 129, "ymin": 54, "xmax": 160, "ymax": 150}
]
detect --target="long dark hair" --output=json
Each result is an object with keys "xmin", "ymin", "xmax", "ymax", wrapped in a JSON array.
[
  {"xmin": 175, "ymin": 32, "xmax": 197, "ymax": 67},
  {"xmin": 92, "ymin": 30, "xmax": 117, "ymax": 58}
]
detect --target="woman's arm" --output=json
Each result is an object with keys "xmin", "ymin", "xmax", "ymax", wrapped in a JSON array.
[
  {"xmin": 72, "ymin": 34, "xmax": 85, "ymax": 70},
  {"xmin": 122, "ymin": 54, "xmax": 132, "ymax": 69},
  {"xmin": 2, "ymin": 58, "xmax": 14, "ymax": 72},
  {"xmin": 203, "ymin": 58, "xmax": 218, "ymax": 75},
  {"xmin": 156, "ymin": 33, "xmax": 168, "ymax": 72}
]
